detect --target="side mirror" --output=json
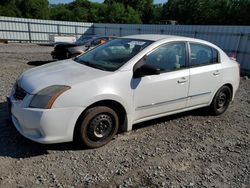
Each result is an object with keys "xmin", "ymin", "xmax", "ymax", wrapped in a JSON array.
[{"xmin": 133, "ymin": 64, "xmax": 161, "ymax": 78}]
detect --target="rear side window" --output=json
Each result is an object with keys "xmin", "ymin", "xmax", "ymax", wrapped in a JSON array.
[{"xmin": 190, "ymin": 43, "xmax": 219, "ymax": 66}]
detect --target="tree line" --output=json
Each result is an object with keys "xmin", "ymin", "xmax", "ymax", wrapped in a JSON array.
[{"xmin": 0, "ymin": 0, "xmax": 249, "ymax": 25}]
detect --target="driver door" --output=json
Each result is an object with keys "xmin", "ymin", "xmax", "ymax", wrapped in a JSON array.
[{"xmin": 133, "ymin": 42, "xmax": 190, "ymax": 121}]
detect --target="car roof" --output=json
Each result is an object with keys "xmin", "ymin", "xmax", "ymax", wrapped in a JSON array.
[
  {"xmin": 121, "ymin": 34, "xmax": 221, "ymax": 49},
  {"xmin": 121, "ymin": 34, "xmax": 188, "ymax": 41},
  {"xmin": 122, "ymin": 34, "xmax": 215, "ymax": 44}
]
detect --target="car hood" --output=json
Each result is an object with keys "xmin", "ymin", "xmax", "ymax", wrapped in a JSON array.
[{"xmin": 18, "ymin": 59, "xmax": 111, "ymax": 94}]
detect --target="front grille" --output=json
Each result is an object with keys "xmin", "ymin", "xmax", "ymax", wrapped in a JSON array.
[
  {"xmin": 55, "ymin": 45, "xmax": 67, "ymax": 53},
  {"xmin": 14, "ymin": 86, "xmax": 26, "ymax": 100}
]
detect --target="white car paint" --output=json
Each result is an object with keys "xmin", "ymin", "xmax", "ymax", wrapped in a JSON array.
[{"xmin": 8, "ymin": 34, "xmax": 240, "ymax": 144}]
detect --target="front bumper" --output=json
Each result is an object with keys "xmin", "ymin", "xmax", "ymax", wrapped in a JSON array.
[
  {"xmin": 51, "ymin": 51, "xmax": 56, "ymax": 59},
  {"xmin": 51, "ymin": 50, "xmax": 62, "ymax": 59},
  {"xmin": 51, "ymin": 50, "xmax": 69, "ymax": 60},
  {"xmin": 8, "ymin": 96, "xmax": 84, "ymax": 144}
]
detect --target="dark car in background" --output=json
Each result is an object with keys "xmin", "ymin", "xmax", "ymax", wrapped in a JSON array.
[{"xmin": 51, "ymin": 35, "xmax": 116, "ymax": 60}]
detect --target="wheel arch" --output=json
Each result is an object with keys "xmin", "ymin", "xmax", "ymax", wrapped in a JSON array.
[
  {"xmin": 73, "ymin": 99, "xmax": 128, "ymax": 141},
  {"xmin": 223, "ymin": 83, "xmax": 233, "ymax": 100},
  {"xmin": 209, "ymin": 83, "xmax": 234, "ymax": 106}
]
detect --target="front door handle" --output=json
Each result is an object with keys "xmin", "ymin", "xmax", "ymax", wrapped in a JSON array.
[
  {"xmin": 213, "ymin": 70, "xmax": 220, "ymax": 76},
  {"xmin": 178, "ymin": 77, "xmax": 188, "ymax": 84}
]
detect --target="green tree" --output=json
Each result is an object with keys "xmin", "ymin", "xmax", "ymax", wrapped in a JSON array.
[
  {"xmin": 141, "ymin": 0, "xmax": 154, "ymax": 23},
  {"xmin": 50, "ymin": 4, "xmax": 72, "ymax": 21},
  {"xmin": 1, "ymin": 0, "xmax": 249, "ymax": 25},
  {"xmin": 162, "ymin": 0, "xmax": 197, "ymax": 24},
  {"xmin": 229, "ymin": 0, "xmax": 250, "ymax": 25},
  {"xmin": 19, "ymin": 0, "xmax": 49, "ymax": 19},
  {"xmin": 161, "ymin": 0, "xmax": 250, "ymax": 25},
  {"xmin": 151, "ymin": 4, "xmax": 163, "ymax": 24},
  {"xmin": 125, "ymin": 6, "xmax": 142, "ymax": 23},
  {"xmin": 104, "ymin": 0, "xmax": 153, "ymax": 23},
  {"xmin": 104, "ymin": 2, "xmax": 141, "ymax": 23},
  {"xmin": 0, "ymin": 0, "xmax": 21, "ymax": 17}
]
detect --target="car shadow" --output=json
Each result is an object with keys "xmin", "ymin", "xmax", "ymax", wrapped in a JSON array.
[
  {"xmin": 37, "ymin": 43, "xmax": 54, "ymax": 47},
  {"xmin": 133, "ymin": 107, "xmax": 211, "ymax": 130},
  {"xmin": 0, "ymin": 99, "xmax": 212, "ymax": 159},
  {"xmin": 27, "ymin": 60, "xmax": 56, "ymax": 66}
]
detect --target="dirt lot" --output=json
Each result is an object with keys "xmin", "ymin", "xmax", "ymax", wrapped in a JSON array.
[{"xmin": 0, "ymin": 43, "xmax": 249, "ymax": 188}]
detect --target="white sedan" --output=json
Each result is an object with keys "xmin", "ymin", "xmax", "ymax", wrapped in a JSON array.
[{"xmin": 8, "ymin": 34, "xmax": 240, "ymax": 148}]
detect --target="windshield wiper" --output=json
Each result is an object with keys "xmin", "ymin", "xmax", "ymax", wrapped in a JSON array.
[
  {"xmin": 79, "ymin": 60, "xmax": 91, "ymax": 65},
  {"xmin": 78, "ymin": 60, "xmax": 108, "ymax": 71},
  {"xmin": 88, "ymin": 64, "xmax": 108, "ymax": 71},
  {"xmin": 73, "ymin": 56, "xmax": 81, "ymax": 61}
]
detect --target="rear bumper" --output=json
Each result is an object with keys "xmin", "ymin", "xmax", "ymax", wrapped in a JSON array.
[{"xmin": 9, "ymin": 97, "xmax": 84, "ymax": 144}]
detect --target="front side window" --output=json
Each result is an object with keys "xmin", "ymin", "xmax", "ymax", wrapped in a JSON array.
[
  {"xmin": 190, "ymin": 43, "xmax": 219, "ymax": 66},
  {"xmin": 75, "ymin": 38, "xmax": 152, "ymax": 71},
  {"xmin": 144, "ymin": 42, "xmax": 186, "ymax": 72}
]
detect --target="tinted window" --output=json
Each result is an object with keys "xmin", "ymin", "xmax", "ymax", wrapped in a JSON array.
[
  {"xmin": 190, "ymin": 43, "xmax": 218, "ymax": 66},
  {"xmin": 144, "ymin": 43, "xmax": 186, "ymax": 71}
]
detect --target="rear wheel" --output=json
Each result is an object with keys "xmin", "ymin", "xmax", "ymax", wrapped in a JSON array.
[
  {"xmin": 210, "ymin": 86, "xmax": 232, "ymax": 115},
  {"xmin": 79, "ymin": 106, "xmax": 119, "ymax": 148}
]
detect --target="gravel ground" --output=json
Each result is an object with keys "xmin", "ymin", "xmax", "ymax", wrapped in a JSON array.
[{"xmin": 0, "ymin": 43, "xmax": 249, "ymax": 188}]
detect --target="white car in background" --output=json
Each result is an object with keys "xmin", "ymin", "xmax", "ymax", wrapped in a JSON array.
[{"xmin": 8, "ymin": 34, "xmax": 240, "ymax": 148}]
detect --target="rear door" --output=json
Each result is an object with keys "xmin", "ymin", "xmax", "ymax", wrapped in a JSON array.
[{"xmin": 187, "ymin": 42, "xmax": 222, "ymax": 107}]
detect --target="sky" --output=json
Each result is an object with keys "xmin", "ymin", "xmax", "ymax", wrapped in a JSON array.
[{"xmin": 49, "ymin": 0, "xmax": 167, "ymax": 4}]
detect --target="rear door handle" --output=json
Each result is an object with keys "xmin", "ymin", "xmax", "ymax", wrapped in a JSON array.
[
  {"xmin": 213, "ymin": 70, "xmax": 220, "ymax": 76},
  {"xmin": 178, "ymin": 77, "xmax": 188, "ymax": 84}
]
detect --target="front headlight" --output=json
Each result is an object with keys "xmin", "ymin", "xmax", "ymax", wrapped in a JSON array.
[{"xmin": 29, "ymin": 85, "xmax": 71, "ymax": 109}]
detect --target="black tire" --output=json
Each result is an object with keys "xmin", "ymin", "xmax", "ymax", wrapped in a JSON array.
[
  {"xmin": 210, "ymin": 86, "xmax": 232, "ymax": 115},
  {"xmin": 79, "ymin": 106, "xmax": 119, "ymax": 148}
]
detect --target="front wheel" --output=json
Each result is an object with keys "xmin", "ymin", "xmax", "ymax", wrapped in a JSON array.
[
  {"xmin": 210, "ymin": 86, "xmax": 232, "ymax": 115},
  {"xmin": 79, "ymin": 106, "xmax": 119, "ymax": 148}
]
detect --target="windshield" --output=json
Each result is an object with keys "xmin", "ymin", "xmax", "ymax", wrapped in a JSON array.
[{"xmin": 74, "ymin": 38, "xmax": 152, "ymax": 71}]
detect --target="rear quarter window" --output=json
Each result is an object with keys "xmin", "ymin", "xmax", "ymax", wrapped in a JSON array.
[{"xmin": 190, "ymin": 43, "xmax": 219, "ymax": 67}]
